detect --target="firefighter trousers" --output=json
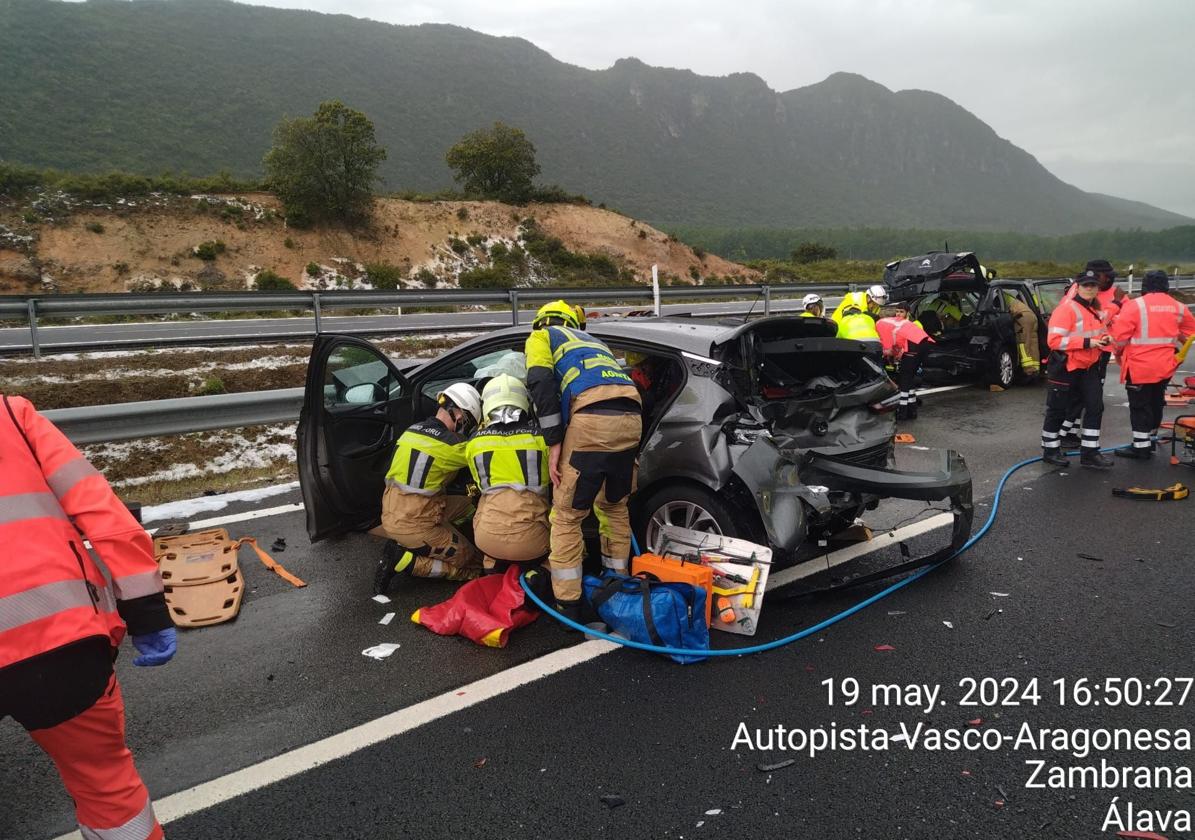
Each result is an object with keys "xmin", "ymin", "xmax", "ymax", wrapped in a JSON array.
[
  {"xmin": 549, "ymin": 409, "xmax": 642, "ymax": 604},
  {"xmin": 1062, "ymin": 353, "xmax": 1110, "ymax": 434},
  {"xmin": 1, "ymin": 639, "xmax": 164, "ymax": 840},
  {"xmin": 474, "ymin": 489, "xmax": 550, "ymax": 572},
  {"xmin": 382, "ymin": 489, "xmax": 482, "ymax": 580},
  {"xmin": 1043, "ymin": 354, "xmax": 1104, "ymax": 452},
  {"xmin": 1126, "ymin": 375, "xmax": 1167, "ymax": 451}
]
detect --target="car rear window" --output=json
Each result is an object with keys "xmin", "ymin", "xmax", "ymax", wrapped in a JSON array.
[{"xmin": 753, "ymin": 337, "xmax": 886, "ymax": 400}]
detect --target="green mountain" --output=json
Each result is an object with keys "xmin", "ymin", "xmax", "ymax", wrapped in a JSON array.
[{"xmin": 1, "ymin": 0, "xmax": 1187, "ymax": 233}]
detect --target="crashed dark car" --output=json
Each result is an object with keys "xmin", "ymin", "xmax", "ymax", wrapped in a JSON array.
[
  {"xmin": 297, "ymin": 316, "xmax": 973, "ymax": 587},
  {"xmin": 883, "ymin": 251, "xmax": 1070, "ymax": 388}
]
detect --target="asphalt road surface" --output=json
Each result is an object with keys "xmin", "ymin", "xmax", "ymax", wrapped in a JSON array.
[
  {"xmin": 0, "ymin": 297, "xmax": 833, "ymax": 353},
  {"xmin": 4, "ymin": 376, "xmax": 1195, "ymax": 840}
]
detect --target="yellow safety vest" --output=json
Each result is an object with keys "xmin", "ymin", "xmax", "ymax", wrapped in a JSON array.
[
  {"xmin": 465, "ymin": 423, "xmax": 550, "ymax": 495},
  {"xmin": 385, "ymin": 418, "xmax": 467, "ymax": 495},
  {"xmin": 837, "ymin": 311, "xmax": 881, "ymax": 342}
]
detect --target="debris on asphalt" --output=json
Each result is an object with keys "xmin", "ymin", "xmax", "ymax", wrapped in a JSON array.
[
  {"xmin": 599, "ymin": 795, "xmax": 625, "ymax": 809},
  {"xmin": 379, "ymin": 612, "xmax": 395, "ymax": 625},
  {"xmin": 997, "ymin": 785, "xmax": 1009, "ymax": 800},
  {"xmin": 371, "ymin": 594, "xmax": 392, "ymax": 604},
  {"xmin": 989, "ymin": 384, "xmax": 1005, "ymax": 392},
  {"xmin": 874, "ymin": 644, "xmax": 896, "ymax": 652},
  {"xmin": 961, "ymin": 770, "xmax": 971, "ymax": 776},
  {"xmin": 473, "ymin": 757, "xmax": 487, "ymax": 769},
  {"xmin": 967, "ymin": 718, "xmax": 983, "ymax": 726},
  {"xmin": 942, "ymin": 621, "xmax": 954, "ymax": 629},
  {"xmin": 994, "ymin": 799, "xmax": 1004, "ymax": 808},
  {"xmin": 1078, "ymin": 553, "xmax": 1104, "ymax": 561},
  {"xmin": 989, "ymin": 592, "xmax": 1010, "ymax": 597},
  {"xmin": 756, "ymin": 759, "xmax": 796, "ymax": 772},
  {"xmin": 705, "ymin": 809, "xmax": 722, "ymax": 816},
  {"xmin": 154, "ymin": 522, "xmax": 189, "ymax": 538},
  {"xmin": 894, "ymin": 433, "xmax": 916, "ymax": 444},
  {"xmin": 985, "ymin": 609, "xmax": 1002, "ymax": 620},
  {"xmin": 271, "ymin": 537, "xmax": 286, "ymax": 552},
  {"xmin": 887, "ymin": 611, "xmax": 906, "ymax": 616},
  {"xmin": 361, "ymin": 643, "xmax": 401, "ymax": 660},
  {"xmin": 1156, "ymin": 621, "xmax": 1178, "ymax": 628}
]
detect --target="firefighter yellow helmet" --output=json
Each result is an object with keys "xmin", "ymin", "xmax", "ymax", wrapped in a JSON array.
[
  {"xmin": 481, "ymin": 374, "xmax": 530, "ymax": 418},
  {"xmin": 532, "ymin": 300, "xmax": 580, "ymax": 329}
]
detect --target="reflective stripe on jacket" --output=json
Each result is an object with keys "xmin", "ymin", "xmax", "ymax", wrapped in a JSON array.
[
  {"xmin": 385, "ymin": 417, "xmax": 467, "ymax": 495},
  {"xmin": 876, "ymin": 317, "xmax": 933, "ymax": 356},
  {"xmin": 1, "ymin": 395, "xmax": 167, "ymax": 670},
  {"xmin": 1046, "ymin": 299, "xmax": 1106, "ymax": 371},
  {"xmin": 1110, "ymin": 293, "xmax": 1195, "ymax": 384},
  {"xmin": 525, "ymin": 326, "xmax": 636, "ymax": 443},
  {"xmin": 465, "ymin": 422, "xmax": 550, "ymax": 495}
]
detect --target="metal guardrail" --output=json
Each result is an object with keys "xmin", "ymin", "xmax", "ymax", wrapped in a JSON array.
[{"xmin": 43, "ymin": 388, "xmax": 305, "ymax": 445}]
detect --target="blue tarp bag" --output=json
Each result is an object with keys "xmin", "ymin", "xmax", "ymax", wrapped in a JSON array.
[{"xmin": 582, "ymin": 574, "xmax": 709, "ymax": 664}]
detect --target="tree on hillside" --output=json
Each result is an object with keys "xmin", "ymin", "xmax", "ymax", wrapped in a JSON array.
[
  {"xmin": 445, "ymin": 122, "xmax": 541, "ymax": 203},
  {"xmin": 791, "ymin": 242, "xmax": 838, "ymax": 263},
  {"xmin": 263, "ymin": 101, "xmax": 386, "ymax": 225}
]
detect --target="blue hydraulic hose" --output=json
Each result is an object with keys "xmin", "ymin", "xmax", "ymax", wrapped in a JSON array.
[{"xmin": 520, "ymin": 445, "xmax": 1127, "ymax": 657}]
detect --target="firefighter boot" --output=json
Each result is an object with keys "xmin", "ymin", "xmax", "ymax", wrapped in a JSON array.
[
  {"xmin": 1080, "ymin": 449, "xmax": 1115, "ymax": 470},
  {"xmin": 1115, "ymin": 446, "xmax": 1151, "ymax": 460},
  {"xmin": 372, "ymin": 541, "xmax": 415, "ymax": 595},
  {"xmin": 1041, "ymin": 447, "xmax": 1069, "ymax": 467}
]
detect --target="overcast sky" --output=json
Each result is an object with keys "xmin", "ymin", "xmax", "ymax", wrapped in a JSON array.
[{"xmin": 243, "ymin": 0, "xmax": 1195, "ymax": 218}]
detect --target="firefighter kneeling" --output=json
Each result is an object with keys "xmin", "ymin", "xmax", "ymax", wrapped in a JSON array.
[
  {"xmin": 374, "ymin": 383, "xmax": 484, "ymax": 594},
  {"xmin": 467, "ymin": 375, "xmax": 552, "ymax": 577}
]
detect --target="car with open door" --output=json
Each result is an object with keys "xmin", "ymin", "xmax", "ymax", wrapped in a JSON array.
[
  {"xmin": 883, "ymin": 251, "xmax": 1070, "ymax": 388},
  {"xmin": 297, "ymin": 315, "xmax": 973, "ymax": 589}
]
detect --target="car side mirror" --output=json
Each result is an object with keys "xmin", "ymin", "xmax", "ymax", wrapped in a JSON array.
[{"xmin": 343, "ymin": 382, "xmax": 385, "ymax": 405}]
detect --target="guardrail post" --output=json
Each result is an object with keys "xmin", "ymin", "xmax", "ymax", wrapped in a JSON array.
[
  {"xmin": 312, "ymin": 292, "xmax": 323, "ymax": 335},
  {"xmin": 762, "ymin": 285, "xmax": 771, "ymax": 315},
  {"xmin": 510, "ymin": 289, "xmax": 520, "ymax": 325},
  {"xmin": 27, "ymin": 299, "xmax": 40, "ymax": 359}
]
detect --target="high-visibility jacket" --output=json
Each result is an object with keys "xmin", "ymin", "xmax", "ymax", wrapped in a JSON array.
[
  {"xmin": 385, "ymin": 417, "xmax": 467, "ymax": 496},
  {"xmin": 837, "ymin": 310, "xmax": 881, "ymax": 343},
  {"xmin": 1064, "ymin": 283, "xmax": 1125, "ymax": 354},
  {"xmin": 525, "ymin": 325, "xmax": 639, "ymax": 445},
  {"xmin": 925, "ymin": 296, "xmax": 964, "ymax": 326},
  {"xmin": 798, "ymin": 311, "xmax": 821, "ymax": 318},
  {"xmin": 1109, "ymin": 292, "xmax": 1195, "ymax": 384},
  {"xmin": 1046, "ymin": 298, "xmax": 1107, "ymax": 371},
  {"xmin": 465, "ymin": 422, "xmax": 550, "ymax": 495},
  {"xmin": 831, "ymin": 292, "xmax": 873, "ymax": 324},
  {"xmin": 0, "ymin": 395, "xmax": 168, "ymax": 671},
  {"xmin": 876, "ymin": 317, "xmax": 934, "ymax": 358}
]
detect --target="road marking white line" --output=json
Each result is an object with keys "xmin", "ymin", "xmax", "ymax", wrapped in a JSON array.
[
  {"xmin": 146, "ymin": 502, "xmax": 306, "ymax": 535},
  {"xmin": 767, "ymin": 512, "xmax": 953, "ymax": 589},
  {"xmin": 879, "ymin": 383, "xmax": 969, "ymax": 406},
  {"xmin": 51, "ymin": 640, "xmax": 621, "ymax": 840}
]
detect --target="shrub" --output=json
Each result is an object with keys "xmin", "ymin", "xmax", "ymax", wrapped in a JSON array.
[
  {"xmin": 466, "ymin": 233, "xmax": 486, "ymax": 247},
  {"xmin": 791, "ymin": 242, "xmax": 838, "ymax": 263},
  {"xmin": 365, "ymin": 261, "xmax": 404, "ymax": 290},
  {"xmin": 113, "ymin": 262, "xmax": 129, "ymax": 275},
  {"xmin": 85, "ymin": 221, "xmax": 105, "ymax": 234},
  {"xmin": 283, "ymin": 237, "xmax": 296, "ymax": 249},
  {"xmin": 638, "ymin": 229, "xmax": 648, "ymax": 240},
  {"xmin": 22, "ymin": 211, "xmax": 39, "ymax": 224},
  {"xmin": 193, "ymin": 240, "xmax": 226, "ymax": 261},
  {"xmin": 458, "ymin": 266, "xmax": 516, "ymax": 289},
  {"xmin": 414, "ymin": 268, "xmax": 438, "ymax": 287},
  {"xmin": 255, "ymin": 269, "xmax": 297, "ymax": 290},
  {"xmin": 448, "ymin": 237, "xmax": 469, "ymax": 255},
  {"xmin": 688, "ymin": 265, "xmax": 701, "ymax": 280},
  {"xmin": 196, "ymin": 376, "xmax": 226, "ymax": 396},
  {"xmin": 456, "ymin": 207, "xmax": 469, "ymax": 220},
  {"xmin": 306, "ymin": 261, "xmax": 321, "ymax": 277}
]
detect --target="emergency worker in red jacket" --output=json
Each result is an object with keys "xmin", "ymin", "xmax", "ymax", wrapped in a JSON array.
[
  {"xmin": 1040, "ymin": 276, "xmax": 1114, "ymax": 469},
  {"xmin": 1058, "ymin": 259, "xmax": 1126, "ymax": 444},
  {"xmin": 1110, "ymin": 270, "xmax": 1195, "ymax": 458},
  {"xmin": 876, "ymin": 301, "xmax": 934, "ymax": 420},
  {"xmin": 0, "ymin": 395, "xmax": 175, "ymax": 840}
]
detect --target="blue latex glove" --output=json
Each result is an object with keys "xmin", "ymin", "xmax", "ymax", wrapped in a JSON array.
[{"xmin": 132, "ymin": 627, "xmax": 177, "ymax": 667}]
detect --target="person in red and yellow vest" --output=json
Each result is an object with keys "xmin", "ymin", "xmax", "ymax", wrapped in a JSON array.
[
  {"xmin": 1058, "ymin": 259, "xmax": 1126, "ymax": 443},
  {"xmin": 1, "ymin": 395, "xmax": 174, "ymax": 840},
  {"xmin": 1110, "ymin": 270, "xmax": 1195, "ymax": 459},
  {"xmin": 1040, "ymin": 276, "xmax": 1114, "ymax": 469},
  {"xmin": 876, "ymin": 302, "xmax": 935, "ymax": 420}
]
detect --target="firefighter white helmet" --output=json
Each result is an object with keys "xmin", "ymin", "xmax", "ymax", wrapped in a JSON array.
[
  {"xmin": 801, "ymin": 293, "xmax": 823, "ymax": 311},
  {"xmin": 866, "ymin": 285, "xmax": 889, "ymax": 306},
  {"xmin": 437, "ymin": 382, "xmax": 482, "ymax": 425}
]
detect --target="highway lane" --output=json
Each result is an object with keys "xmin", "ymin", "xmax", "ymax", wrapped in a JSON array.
[
  {"xmin": 7, "ymin": 381, "xmax": 1193, "ymax": 839},
  {"xmin": 0, "ymin": 297, "xmax": 839, "ymax": 352}
]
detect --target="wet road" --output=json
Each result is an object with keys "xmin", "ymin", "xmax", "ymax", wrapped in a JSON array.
[{"xmin": 4, "ymin": 375, "xmax": 1195, "ymax": 840}]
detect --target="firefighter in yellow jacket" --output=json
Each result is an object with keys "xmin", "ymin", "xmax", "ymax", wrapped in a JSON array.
[
  {"xmin": 524, "ymin": 300, "xmax": 642, "ymax": 621},
  {"xmin": 373, "ymin": 382, "xmax": 484, "ymax": 594},
  {"xmin": 466, "ymin": 375, "xmax": 551, "ymax": 574}
]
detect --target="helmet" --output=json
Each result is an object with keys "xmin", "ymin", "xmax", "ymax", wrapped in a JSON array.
[
  {"xmin": 866, "ymin": 285, "xmax": 889, "ymax": 306},
  {"xmin": 801, "ymin": 293, "xmax": 823, "ymax": 311},
  {"xmin": 437, "ymin": 382, "xmax": 482, "ymax": 427},
  {"xmin": 572, "ymin": 304, "xmax": 588, "ymax": 330},
  {"xmin": 532, "ymin": 300, "xmax": 579, "ymax": 330},
  {"xmin": 481, "ymin": 374, "xmax": 530, "ymax": 419}
]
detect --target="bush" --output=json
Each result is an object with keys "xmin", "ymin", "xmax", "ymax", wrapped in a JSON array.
[
  {"xmin": 196, "ymin": 376, "xmax": 226, "ymax": 396},
  {"xmin": 456, "ymin": 207, "xmax": 469, "ymax": 220},
  {"xmin": 688, "ymin": 265, "xmax": 701, "ymax": 280},
  {"xmin": 283, "ymin": 237, "xmax": 296, "ymax": 249},
  {"xmin": 306, "ymin": 261, "xmax": 321, "ymax": 277},
  {"xmin": 193, "ymin": 240, "xmax": 226, "ymax": 261},
  {"xmin": 365, "ymin": 261, "xmax": 404, "ymax": 290},
  {"xmin": 414, "ymin": 268, "xmax": 438, "ymax": 287},
  {"xmin": 466, "ymin": 233, "xmax": 486, "ymax": 247},
  {"xmin": 638, "ymin": 229, "xmax": 648, "ymax": 239},
  {"xmin": 458, "ymin": 266, "xmax": 516, "ymax": 289},
  {"xmin": 448, "ymin": 237, "xmax": 469, "ymax": 255},
  {"xmin": 85, "ymin": 221, "xmax": 105, "ymax": 234},
  {"xmin": 791, "ymin": 242, "xmax": 838, "ymax": 263},
  {"xmin": 113, "ymin": 262, "xmax": 129, "ymax": 275},
  {"xmin": 22, "ymin": 211, "xmax": 39, "ymax": 224},
  {"xmin": 693, "ymin": 246, "xmax": 707, "ymax": 260},
  {"xmin": 255, "ymin": 269, "xmax": 297, "ymax": 290}
]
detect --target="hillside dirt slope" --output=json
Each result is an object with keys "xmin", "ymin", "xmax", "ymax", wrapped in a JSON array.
[{"xmin": 0, "ymin": 194, "xmax": 755, "ymax": 294}]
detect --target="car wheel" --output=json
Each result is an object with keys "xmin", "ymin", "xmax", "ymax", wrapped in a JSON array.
[
  {"xmin": 988, "ymin": 346, "xmax": 1015, "ymax": 389},
  {"xmin": 636, "ymin": 485, "xmax": 746, "ymax": 552}
]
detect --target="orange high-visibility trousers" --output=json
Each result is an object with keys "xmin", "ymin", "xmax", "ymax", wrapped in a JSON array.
[{"xmin": 29, "ymin": 673, "xmax": 164, "ymax": 840}]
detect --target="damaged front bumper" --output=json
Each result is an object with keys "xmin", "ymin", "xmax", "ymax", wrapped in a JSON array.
[{"xmin": 733, "ymin": 438, "xmax": 974, "ymax": 583}]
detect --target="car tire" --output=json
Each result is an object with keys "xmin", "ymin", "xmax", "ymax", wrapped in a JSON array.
[
  {"xmin": 634, "ymin": 484, "xmax": 755, "ymax": 553},
  {"xmin": 988, "ymin": 346, "xmax": 1016, "ymax": 389}
]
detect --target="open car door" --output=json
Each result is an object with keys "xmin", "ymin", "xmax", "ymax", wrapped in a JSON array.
[{"xmin": 297, "ymin": 335, "xmax": 413, "ymax": 542}]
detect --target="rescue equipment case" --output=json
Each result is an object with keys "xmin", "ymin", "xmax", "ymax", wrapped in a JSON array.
[{"xmin": 631, "ymin": 552, "xmax": 713, "ymax": 626}]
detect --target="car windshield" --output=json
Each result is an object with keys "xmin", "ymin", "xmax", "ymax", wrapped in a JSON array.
[{"xmin": 420, "ymin": 347, "xmax": 527, "ymax": 402}]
